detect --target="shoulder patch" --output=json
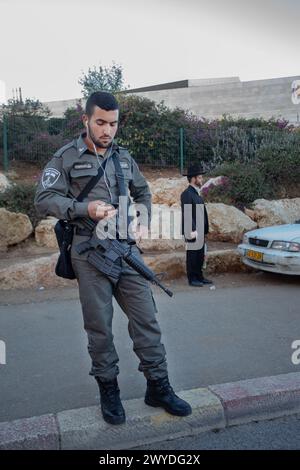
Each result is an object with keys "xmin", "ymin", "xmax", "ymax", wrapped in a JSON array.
[
  {"xmin": 119, "ymin": 161, "xmax": 130, "ymax": 169},
  {"xmin": 53, "ymin": 140, "xmax": 76, "ymax": 158},
  {"xmin": 42, "ymin": 168, "xmax": 61, "ymax": 189}
]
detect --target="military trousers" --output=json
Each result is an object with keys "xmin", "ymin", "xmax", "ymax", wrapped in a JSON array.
[{"xmin": 71, "ymin": 235, "xmax": 168, "ymax": 382}]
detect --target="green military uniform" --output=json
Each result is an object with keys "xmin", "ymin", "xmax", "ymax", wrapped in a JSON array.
[{"xmin": 34, "ymin": 133, "xmax": 168, "ymax": 381}]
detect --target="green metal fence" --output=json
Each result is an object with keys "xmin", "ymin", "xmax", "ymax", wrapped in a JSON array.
[
  {"xmin": 0, "ymin": 115, "xmax": 70, "ymax": 169},
  {"xmin": 1, "ymin": 115, "xmax": 299, "ymax": 174},
  {"xmin": 0, "ymin": 116, "xmax": 188, "ymax": 171}
]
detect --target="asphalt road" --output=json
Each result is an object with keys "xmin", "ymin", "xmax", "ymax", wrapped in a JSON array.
[{"xmin": 0, "ymin": 272, "xmax": 299, "ymax": 423}]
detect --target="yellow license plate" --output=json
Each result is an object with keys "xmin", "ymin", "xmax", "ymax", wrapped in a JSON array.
[{"xmin": 246, "ymin": 250, "xmax": 263, "ymax": 261}]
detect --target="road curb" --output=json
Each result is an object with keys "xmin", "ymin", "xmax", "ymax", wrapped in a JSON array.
[
  {"xmin": 1, "ymin": 372, "xmax": 300, "ymax": 449},
  {"xmin": 209, "ymin": 372, "xmax": 300, "ymax": 426},
  {"xmin": 57, "ymin": 388, "xmax": 224, "ymax": 450},
  {"xmin": 0, "ymin": 414, "xmax": 59, "ymax": 450}
]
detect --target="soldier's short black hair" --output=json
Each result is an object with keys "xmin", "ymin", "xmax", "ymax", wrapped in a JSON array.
[{"xmin": 85, "ymin": 91, "xmax": 119, "ymax": 116}]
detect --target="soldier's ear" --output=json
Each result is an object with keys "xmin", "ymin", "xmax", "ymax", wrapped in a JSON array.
[{"xmin": 82, "ymin": 115, "xmax": 88, "ymax": 129}]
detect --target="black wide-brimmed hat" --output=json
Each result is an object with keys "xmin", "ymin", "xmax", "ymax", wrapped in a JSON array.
[{"xmin": 183, "ymin": 164, "xmax": 206, "ymax": 177}]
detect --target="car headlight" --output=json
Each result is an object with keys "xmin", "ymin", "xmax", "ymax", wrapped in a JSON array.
[
  {"xmin": 242, "ymin": 234, "xmax": 249, "ymax": 244},
  {"xmin": 288, "ymin": 242, "xmax": 300, "ymax": 252},
  {"xmin": 271, "ymin": 241, "xmax": 300, "ymax": 252}
]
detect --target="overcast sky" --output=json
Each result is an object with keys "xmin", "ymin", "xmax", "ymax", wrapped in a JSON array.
[{"xmin": 0, "ymin": 0, "xmax": 299, "ymax": 102}]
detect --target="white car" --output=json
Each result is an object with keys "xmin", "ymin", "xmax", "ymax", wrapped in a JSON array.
[{"xmin": 238, "ymin": 222, "xmax": 300, "ymax": 275}]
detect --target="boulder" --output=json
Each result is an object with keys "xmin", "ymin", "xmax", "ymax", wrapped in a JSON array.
[
  {"xmin": 206, "ymin": 249, "xmax": 251, "ymax": 274},
  {"xmin": 0, "ymin": 253, "xmax": 76, "ymax": 290},
  {"xmin": 149, "ymin": 176, "xmax": 229, "ymax": 206},
  {"xmin": 145, "ymin": 252, "xmax": 186, "ymax": 279},
  {"xmin": 139, "ymin": 238, "xmax": 185, "ymax": 252},
  {"xmin": 149, "ymin": 177, "xmax": 187, "ymax": 206},
  {"xmin": 134, "ymin": 204, "xmax": 185, "ymax": 251},
  {"xmin": 249, "ymin": 198, "xmax": 300, "ymax": 227},
  {"xmin": 35, "ymin": 217, "xmax": 59, "ymax": 249},
  {"xmin": 0, "ymin": 173, "xmax": 11, "ymax": 193},
  {"xmin": 0, "ymin": 248, "xmax": 251, "ymax": 289},
  {"xmin": 0, "ymin": 208, "xmax": 33, "ymax": 250},
  {"xmin": 244, "ymin": 208, "xmax": 256, "ymax": 220},
  {"xmin": 206, "ymin": 203, "xmax": 257, "ymax": 243}
]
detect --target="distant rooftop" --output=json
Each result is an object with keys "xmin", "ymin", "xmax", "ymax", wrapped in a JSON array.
[
  {"xmin": 125, "ymin": 76, "xmax": 241, "ymax": 93},
  {"xmin": 40, "ymin": 74, "xmax": 300, "ymax": 123}
]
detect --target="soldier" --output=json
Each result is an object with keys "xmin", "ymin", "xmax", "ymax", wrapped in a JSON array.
[
  {"xmin": 180, "ymin": 164, "xmax": 213, "ymax": 287},
  {"xmin": 34, "ymin": 91, "xmax": 192, "ymax": 425}
]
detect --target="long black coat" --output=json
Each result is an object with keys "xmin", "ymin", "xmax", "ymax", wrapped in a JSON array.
[{"xmin": 180, "ymin": 185, "xmax": 209, "ymax": 240}]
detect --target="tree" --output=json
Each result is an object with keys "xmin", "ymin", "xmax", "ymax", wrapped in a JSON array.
[
  {"xmin": 0, "ymin": 97, "xmax": 55, "ymax": 165},
  {"xmin": 78, "ymin": 62, "xmax": 128, "ymax": 97},
  {"xmin": 1, "ymin": 98, "xmax": 51, "ymax": 118}
]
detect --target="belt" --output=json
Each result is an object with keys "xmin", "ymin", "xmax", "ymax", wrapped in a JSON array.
[{"xmin": 75, "ymin": 227, "xmax": 93, "ymax": 236}]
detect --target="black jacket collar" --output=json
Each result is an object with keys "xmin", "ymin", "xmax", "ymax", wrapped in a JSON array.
[{"xmin": 188, "ymin": 184, "xmax": 200, "ymax": 195}]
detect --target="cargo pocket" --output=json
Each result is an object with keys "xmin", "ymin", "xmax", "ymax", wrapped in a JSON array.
[
  {"xmin": 151, "ymin": 290, "xmax": 158, "ymax": 314},
  {"xmin": 70, "ymin": 165, "xmax": 98, "ymax": 192}
]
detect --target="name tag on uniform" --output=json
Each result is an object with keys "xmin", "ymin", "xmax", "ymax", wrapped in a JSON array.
[
  {"xmin": 73, "ymin": 162, "xmax": 93, "ymax": 170},
  {"xmin": 120, "ymin": 161, "xmax": 130, "ymax": 169}
]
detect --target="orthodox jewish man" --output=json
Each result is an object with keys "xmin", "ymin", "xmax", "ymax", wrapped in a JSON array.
[{"xmin": 180, "ymin": 164, "xmax": 213, "ymax": 287}]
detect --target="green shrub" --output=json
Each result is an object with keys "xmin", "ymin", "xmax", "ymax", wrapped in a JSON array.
[
  {"xmin": 115, "ymin": 95, "xmax": 215, "ymax": 166},
  {"xmin": 208, "ymin": 161, "xmax": 274, "ymax": 205},
  {"xmin": 0, "ymin": 183, "xmax": 40, "ymax": 228},
  {"xmin": 204, "ymin": 184, "xmax": 235, "ymax": 206},
  {"xmin": 257, "ymin": 133, "xmax": 300, "ymax": 187},
  {"xmin": 117, "ymin": 95, "xmax": 184, "ymax": 166},
  {"xmin": 208, "ymin": 129, "xmax": 300, "ymax": 205}
]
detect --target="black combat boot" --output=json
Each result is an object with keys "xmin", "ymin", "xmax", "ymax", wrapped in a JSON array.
[
  {"xmin": 95, "ymin": 377, "xmax": 126, "ymax": 425},
  {"xmin": 145, "ymin": 376, "xmax": 192, "ymax": 417}
]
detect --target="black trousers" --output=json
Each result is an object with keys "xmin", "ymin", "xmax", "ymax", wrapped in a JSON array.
[{"xmin": 186, "ymin": 245, "xmax": 205, "ymax": 283}]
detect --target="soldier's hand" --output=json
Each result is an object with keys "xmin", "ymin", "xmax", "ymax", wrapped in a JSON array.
[{"xmin": 88, "ymin": 200, "xmax": 117, "ymax": 221}]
